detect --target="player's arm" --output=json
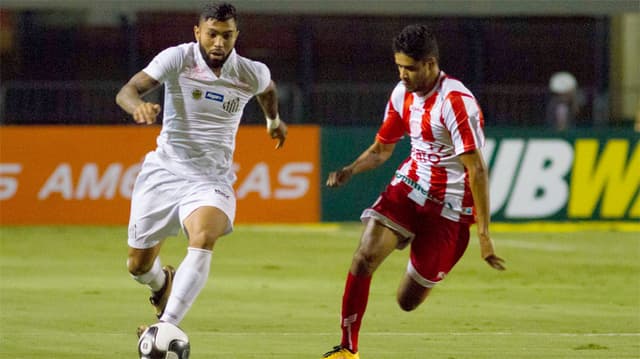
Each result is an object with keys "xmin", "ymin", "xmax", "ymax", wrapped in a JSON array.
[
  {"xmin": 256, "ymin": 80, "xmax": 287, "ymax": 149},
  {"xmin": 116, "ymin": 71, "xmax": 162, "ymax": 125},
  {"xmin": 326, "ymin": 140, "xmax": 396, "ymax": 187},
  {"xmin": 459, "ymin": 149, "xmax": 506, "ymax": 271}
]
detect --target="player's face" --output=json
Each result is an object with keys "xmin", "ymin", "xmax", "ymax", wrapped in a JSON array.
[
  {"xmin": 394, "ymin": 52, "xmax": 437, "ymax": 94},
  {"xmin": 194, "ymin": 18, "xmax": 239, "ymax": 69}
]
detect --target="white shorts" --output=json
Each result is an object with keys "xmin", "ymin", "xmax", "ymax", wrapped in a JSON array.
[{"xmin": 127, "ymin": 151, "xmax": 236, "ymax": 249}]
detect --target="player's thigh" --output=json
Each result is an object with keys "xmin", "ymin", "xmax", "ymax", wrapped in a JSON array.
[
  {"xmin": 182, "ymin": 206, "xmax": 229, "ymax": 249},
  {"xmin": 408, "ymin": 216, "xmax": 470, "ymax": 286},
  {"xmin": 179, "ymin": 182, "xmax": 236, "ymax": 250},
  {"xmin": 350, "ymin": 219, "xmax": 401, "ymax": 275},
  {"xmin": 127, "ymin": 162, "xmax": 183, "ymax": 251}
]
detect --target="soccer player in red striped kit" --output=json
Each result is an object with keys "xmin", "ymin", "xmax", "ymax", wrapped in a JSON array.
[{"xmin": 321, "ymin": 24, "xmax": 506, "ymax": 359}]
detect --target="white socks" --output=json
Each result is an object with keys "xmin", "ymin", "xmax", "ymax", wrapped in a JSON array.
[
  {"xmin": 160, "ymin": 247, "xmax": 213, "ymax": 325},
  {"xmin": 130, "ymin": 256, "xmax": 166, "ymax": 292}
]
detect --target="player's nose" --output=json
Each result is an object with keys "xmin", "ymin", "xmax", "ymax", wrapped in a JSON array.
[
  {"xmin": 399, "ymin": 68, "xmax": 409, "ymax": 81},
  {"xmin": 213, "ymin": 35, "xmax": 225, "ymax": 47}
]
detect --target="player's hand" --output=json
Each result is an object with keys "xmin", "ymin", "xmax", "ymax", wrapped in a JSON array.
[
  {"xmin": 268, "ymin": 120, "xmax": 288, "ymax": 149},
  {"xmin": 326, "ymin": 167, "xmax": 353, "ymax": 187},
  {"xmin": 133, "ymin": 102, "xmax": 161, "ymax": 125},
  {"xmin": 478, "ymin": 233, "xmax": 506, "ymax": 271}
]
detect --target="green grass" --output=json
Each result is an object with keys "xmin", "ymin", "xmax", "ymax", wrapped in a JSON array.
[{"xmin": 0, "ymin": 224, "xmax": 639, "ymax": 358}]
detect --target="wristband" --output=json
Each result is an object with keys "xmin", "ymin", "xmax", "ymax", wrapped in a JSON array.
[{"xmin": 266, "ymin": 115, "xmax": 281, "ymax": 130}]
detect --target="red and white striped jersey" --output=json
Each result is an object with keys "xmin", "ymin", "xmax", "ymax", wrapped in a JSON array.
[{"xmin": 376, "ymin": 71, "xmax": 485, "ymax": 223}]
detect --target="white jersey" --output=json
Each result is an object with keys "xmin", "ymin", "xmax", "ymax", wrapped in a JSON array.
[
  {"xmin": 377, "ymin": 71, "xmax": 485, "ymax": 222},
  {"xmin": 143, "ymin": 42, "xmax": 271, "ymax": 183}
]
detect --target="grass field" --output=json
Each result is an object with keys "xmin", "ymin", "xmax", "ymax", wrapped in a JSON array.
[{"xmin": 0, "ymin": 224, "xmax": 638, "ymax": 358}]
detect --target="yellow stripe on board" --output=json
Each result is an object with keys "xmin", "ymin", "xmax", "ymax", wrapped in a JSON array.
[
  {"xmin": 492, "ymin": 221, "xmax": 639, "ymax": 232},
  {"xmin": 237, "ymin": 222, "xmax": 640, "ymax": 233}
]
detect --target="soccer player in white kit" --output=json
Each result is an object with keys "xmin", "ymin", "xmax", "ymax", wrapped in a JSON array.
[
  {"xmin": 115, "ymin": 2, "xmax": 287, "ymax": 335},
  {"xmin": 321, "ymin": 25, "xmax": 505, "ymax": 359}
]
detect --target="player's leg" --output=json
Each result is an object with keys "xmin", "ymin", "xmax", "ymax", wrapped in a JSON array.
[
  {"xmin": 349, "ymin": 219, "xmax": 401, "ymax": 275},
  {"xmin": 159, "ymin": 203, "xmax": 232, "ymax": 325},
  {"xmin": 127, "ymin": 243, "xmax": 176, "ymax": 320},
  {"xmin": 126, "ymin": 154, "xmax": 182, "ymax": 319},
  {"xmin": 396, "ymin": 214, "xmax": 470, "ymax": 311},
  {"xmin": 396, "ymin": 271, "xmax": 432, "ymax": 312},
  {"xmin": 324, "ymin": 184, "xmax": 416, "ymax": 358},
  {"xmin": 335, "ymin": 219, "xmax": 399, "ymax": 355},
  {"xmin": 127, "ymin": 244, "xmax": 163, "ymax": 286}
]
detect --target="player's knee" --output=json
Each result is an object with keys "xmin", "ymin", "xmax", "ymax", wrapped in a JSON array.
[
  {"xmin": 127, "ymin": 257, "xmax": 150, "ymax": 276},
  {"xmin": 352, "ymin": 250, "xmax": 379, "ymax": 275},
  {"xmin": 397, "ymin": 297, "xmax": 419, "ymax": 312},
  {"xmin": 188, "ymin": 230, "xmax": 219, "ymax": 250}
]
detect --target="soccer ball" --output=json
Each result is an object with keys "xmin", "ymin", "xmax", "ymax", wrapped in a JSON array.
[{"xmin": 137, "ymin": 322, "xmax": 190, "ymax": 359}]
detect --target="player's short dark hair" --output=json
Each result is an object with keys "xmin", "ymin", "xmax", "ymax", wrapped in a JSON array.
[
  {"xmin": 393, "ymin": 24, "xmax": 439, "ymax": 61},
  {"xmin": 199, "ymin": 2, "xmax": 237, "ymax": 24}
]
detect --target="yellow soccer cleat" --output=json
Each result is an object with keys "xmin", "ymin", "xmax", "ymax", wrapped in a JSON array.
[{"xmin": 322, "ymin": 346, "xmax": 360, "ymax": 359}]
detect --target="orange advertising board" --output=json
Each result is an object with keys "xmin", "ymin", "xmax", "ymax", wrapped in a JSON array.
[{"xmin": 0, "ymin": 125, "xmax": 320, "ymax": 224}]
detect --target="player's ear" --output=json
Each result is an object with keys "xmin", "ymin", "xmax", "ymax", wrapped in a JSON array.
[
  {"xmin": 193, "ymin": 25, "xmax": 200, "ymax": 41},
  {"xmin": 424, "ymin": 57, "xmax": 437, "ymax": 70}
]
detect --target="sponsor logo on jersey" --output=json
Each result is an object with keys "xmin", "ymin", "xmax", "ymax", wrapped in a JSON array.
[
  {"xmin": 223, "ymin": 97, "xmax": 240, "ymax": 114},
  {"xmin": 410, "ymin": 104, "xmax": 425, "ymax": 114},
  {"xmin": 205, "ymin": 91, "xmax": 224, "ymax": 102},
  {"xmin": 395, "ymin": 172, "xmax": 429, "ymax": 197},
  {"xmin": 192, "ymin": 89, "xmax": 203, "ymax": 100},
  {"xmin": 395, "ymin": 171, "xmax": 473, "ymax": 214}
]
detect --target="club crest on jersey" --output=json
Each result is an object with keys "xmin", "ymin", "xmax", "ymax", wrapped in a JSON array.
[
  {"xmin": 205, "ymin": 91, "xmax": 224, "ymax": 102},
  {"xmin": 192, "ymin": 89, "xmax": 203, "ymax": 100},
  {"xmin": 223, "ymin": 97, "xmax": 240, "ymax": 114}
]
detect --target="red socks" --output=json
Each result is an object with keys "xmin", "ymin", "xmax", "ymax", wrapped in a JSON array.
[{"xmin": 340, "ymin": 272, "xmax": 372, "ymax": 352}]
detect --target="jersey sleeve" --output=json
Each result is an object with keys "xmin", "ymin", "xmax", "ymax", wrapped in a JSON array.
[
  {"xmin": 142, "ymin": 46, "xmax": 184, "ymax": 82},
  {"xmin": 442, "ymin": 91, "xmax": 485, "ymax": 155},
  {"xmin": 376, "ymin": 85, "xmax": 407, "ymax": 144},
  {"xmin": 247, "ymin": 61, "xmax": 272, "ymax": 95}
]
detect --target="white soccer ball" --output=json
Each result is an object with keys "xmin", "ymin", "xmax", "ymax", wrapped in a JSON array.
[{"xmin": 137, "ymin": 322, "xmax": 190, "ymax": 359}]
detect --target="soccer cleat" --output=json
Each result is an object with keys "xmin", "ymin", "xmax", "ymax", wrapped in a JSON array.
[
  {"xmin": 136, "ymin": 324, "xmax": 148, "ymax": 338},
  {"xmin": 322, "ymin": 345, "xmax": 360, "ymax": 359},
  {"xmin": 149, "ymin": 265, "xmax": 175, "ymax": 319}
]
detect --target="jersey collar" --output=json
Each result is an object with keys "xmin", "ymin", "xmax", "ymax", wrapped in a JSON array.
[
  {"xmin": 194, "ymin": 43, "xmax": 238, "ymax": 80},
  {"xmin": 418, "ymin": 71, "xmax": 445, "ymax": 99}
]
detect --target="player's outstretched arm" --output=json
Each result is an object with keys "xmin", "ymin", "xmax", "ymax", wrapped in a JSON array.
[
  {"xmin": 256, "ymin": 80, "xmax": 287, "ymax": 149},
  {"xmin": 116, "ymin": 71, "xmax": 162, "ymax": 125},
  {"xmin": 459, "ymin": 149, "xmax": 506, "ymax": 271},
  {"xmin": 326, "ymin": 140, "xmax": 395, "ymax": 187}
]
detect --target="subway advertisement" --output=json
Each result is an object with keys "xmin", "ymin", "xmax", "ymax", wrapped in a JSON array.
[
  {"xmin": 321, "ymin": 127, "xmax": 639, "ymax": 223},
  {"xmin": 0, "ymin": 126, "xmax": 637, "ymax": 224},
  {"xmin": 483, "ymin": 128, "xmax": 638, "ymax": 222}
]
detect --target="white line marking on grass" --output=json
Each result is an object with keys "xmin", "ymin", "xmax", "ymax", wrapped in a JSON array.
[
  {"xmin": 183, "ymin": 332, "xmax": 640, "ymax": 337},
  {"xmin": 16, "ymin": 332, "xmax": 640, "ymax": 339}
]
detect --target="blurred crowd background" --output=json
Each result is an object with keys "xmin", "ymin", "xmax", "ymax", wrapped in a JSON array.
[{"xmin": 0, "ymin": 0, "xmax": 638, "ymax": 130}]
